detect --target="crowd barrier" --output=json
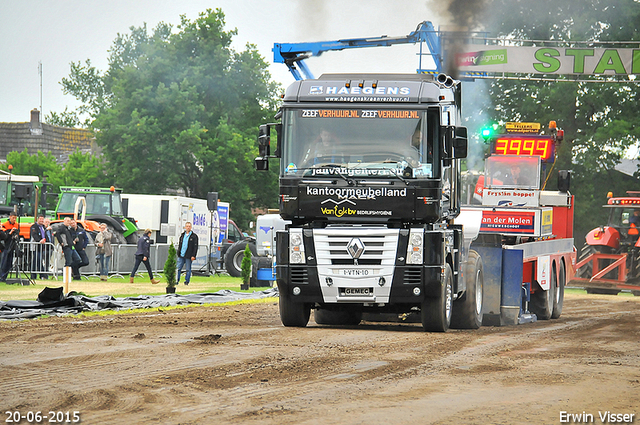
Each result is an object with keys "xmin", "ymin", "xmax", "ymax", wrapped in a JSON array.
[{"xmin": 4, "ymin": 241, "xmax": 213, "ymax": 281}]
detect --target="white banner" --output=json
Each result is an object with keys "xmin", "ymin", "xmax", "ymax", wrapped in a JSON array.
[{"xmin": 457, "ymin": 45, "xmax": 640, "ymax": 76}]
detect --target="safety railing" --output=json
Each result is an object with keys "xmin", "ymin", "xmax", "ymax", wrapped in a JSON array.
[{"xmin": 8, "ymin": 241, "xmax": 216, "ymax": 281}]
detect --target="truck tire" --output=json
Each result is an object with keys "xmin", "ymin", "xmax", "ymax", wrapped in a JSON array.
[
  {"xmin": 314, "ymin": 309, "xmax": 362, "ymax": 326},
  {"xmin": 531, "ymin": 262, "xmax": 556, "ymax": 320},
  {"xmin": 451, "ymin": 250, "xmax": 483, "ymax": 329},
  {"xmin": 551, "ymin": 261, "xmax": 566, "ymax": 319},
  {"xmin": 251, "ymin": 257, "xmax": 272, "ymax": 287},
  {"xmin": 224, "ymin": 241, "xmax": 257, "ymax": 278},
  {"xmin": 421, "ymin": 263, "xmax": 453, "ymax": 332},
  {"xmin": 278, "ymin": 283, "xmax": 310, "ymax": 327},
  {"xmin": 107, "ymin": 224, "xmax": 127, "ymax": 245},
  {"xmin": 125, "ymin": 232, "xmax": 139, "ymax": 245}
]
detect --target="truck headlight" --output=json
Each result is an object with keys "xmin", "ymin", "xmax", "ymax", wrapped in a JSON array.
[
  {"xmin": 406, "ymin": 230, "xmax": 424, "ymax": 265},
  {"xmin": 289, "ymin": 230, "xmax": 305, "ymax": 264}
]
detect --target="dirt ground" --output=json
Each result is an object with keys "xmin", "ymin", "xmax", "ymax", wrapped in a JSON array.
[{"xmin": 1, "ymin": 292, "xmax": 639, "ymax": 425}]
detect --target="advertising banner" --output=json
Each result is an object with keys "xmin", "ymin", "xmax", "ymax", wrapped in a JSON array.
[
  {"xmin": 479, "ymin": 207, "xmax": 553, "ymax": 237},
  {"xmin": 299, "ymin": 185, "xmax": 415, "ymax": 219},
  {"xmin": 216, "ymin": 203, "xmax": 229, "ymax": 244},
  {"xmin": 458, "ymin": 45, "xmax": 640, "ymax": 76},
  {"xmin": 481, "ymin": 209, "xmax": 536, "ymax": 234},
  {"xmin": 482, "ymin": 189, "xmax": 539, "ymax": 207}
]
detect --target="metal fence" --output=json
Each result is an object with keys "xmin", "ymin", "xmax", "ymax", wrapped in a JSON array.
[{"xmin": 5, "ymin": 241, "xmax": 213, "ymax": 281}]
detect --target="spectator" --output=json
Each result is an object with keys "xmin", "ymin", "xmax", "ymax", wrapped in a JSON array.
[
  {"xmin": 42, "ymin": 218, "xmax": 54, "ymax": 278},
  {"xmin": 130, "ymin": 229, "xmax": 160, "ymax": 284},
  {"xmin": 53, "ymin": 217, "xmax": 81, "ymax": 271},
  {"xmin": 0, "ymin": 212, "xmax": 20, "ymax": 282},
  {"xmin": 29, "ymin": 214, "xmax": 47, "ymax": 280},
  {"xmin": 94, "ymin": 223, "xmax": 112, "ymax": 281},
  {"xmin": 70, "ymin": 219, "xmax": 90, "ymax": 280},
  {"xmin": 176, "ymin": 222, "xmax": 198, "ymax": 286}
]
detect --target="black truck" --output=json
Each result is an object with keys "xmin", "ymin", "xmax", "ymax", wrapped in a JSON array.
[{"xmin": 255, "ymin": 73, "xmax": 483, "ymax": 332}]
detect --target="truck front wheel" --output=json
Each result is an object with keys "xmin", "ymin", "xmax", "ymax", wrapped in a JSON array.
[
  {"xmin": 421, "ymin": 263, "xmax": 453, "ymax": 332},
  {"xmin": 451, "ymin": 250, "xmax": 483, "ymax": 329},
  {"xmin": 278, "ymin": 284, "xmax": 310, "ymax": 327}
]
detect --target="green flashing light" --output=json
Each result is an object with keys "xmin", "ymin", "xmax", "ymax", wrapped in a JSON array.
[{"xmin": 481, "ymin": 124, "xmax": 499, "ymax": 142}]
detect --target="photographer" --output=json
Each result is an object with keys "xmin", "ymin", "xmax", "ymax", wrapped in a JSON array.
[
  {"xmin": 70, "ymin": 219, "xmax": 89, "ymax": 280},
  {"xmin": 0, "ymin": 212, "xmax": 20, "ymax": 282},
  {"xmin": 52, "ymin": 217, "xmax": 81, "ymax": 270}
]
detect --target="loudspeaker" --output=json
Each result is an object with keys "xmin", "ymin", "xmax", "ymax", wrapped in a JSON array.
[
  {"xmin": 12, "ymin": 183, "xmax": 32, "ymax": 200},
  {"xmin": 558, "ymin": 170, "xmax": 571, "ymax": 192},
  {"xmin": 207, "ymin": 192, "xmax": 218, "ymax": 211}
]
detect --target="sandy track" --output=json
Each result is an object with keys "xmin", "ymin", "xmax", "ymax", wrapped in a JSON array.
[{"xmin": 1, "ymin": 293, "xmax": 639, "ymax": 424}]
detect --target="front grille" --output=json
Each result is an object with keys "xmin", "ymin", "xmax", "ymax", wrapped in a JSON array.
[
  {"xmin": 291, "ymin": 267, "xmax": 309, "ymax": 284},
  {"xmin": 313, "ymin": 228, "xmax": 399, "ymax": 266}
]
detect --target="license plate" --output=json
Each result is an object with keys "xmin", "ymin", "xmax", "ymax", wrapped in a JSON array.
[
  {"xmin": 339, "ymin": 269, "xmax": 372, "ymax": 276},
  {"xmin": 341, "ymin": 287, "xmax": 373, "ymax": 296}
]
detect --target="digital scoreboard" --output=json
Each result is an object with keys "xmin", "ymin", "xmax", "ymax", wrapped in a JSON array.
[{"xmin": 491, "ymin": 135, "xmax": 555, "ymax": 162}]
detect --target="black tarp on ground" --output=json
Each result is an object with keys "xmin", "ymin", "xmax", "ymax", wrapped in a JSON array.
[{"xmin": 0, "ymin": 288, "xmax": 279, "ymax": 320}]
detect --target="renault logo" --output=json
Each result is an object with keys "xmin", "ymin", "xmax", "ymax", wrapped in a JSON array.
[{"xmin": 347, "ymin": 238, "xmax": 365, "ymax": 259}]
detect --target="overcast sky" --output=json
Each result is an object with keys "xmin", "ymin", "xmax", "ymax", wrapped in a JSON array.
[{"xmin": 0, "ymin": 0, "xmax": 449, "ymax": 123}]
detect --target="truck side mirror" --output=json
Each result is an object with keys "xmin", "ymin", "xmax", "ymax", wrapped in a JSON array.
[
  {"xmin": 258, "ymin": 124, "xmax": 271, "ymax": 157},
  {"xmin": 441, "ymin": 125, "xmax": 468, "ymax": 160},
  {"xmin": 453, "ymin": 126, "xmax": 468, "ymax": 159}
]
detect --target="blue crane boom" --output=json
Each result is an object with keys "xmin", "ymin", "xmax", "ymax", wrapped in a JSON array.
[{"xmin": 273, "ymin": 21, "xmax": 443, "ymax": 80}]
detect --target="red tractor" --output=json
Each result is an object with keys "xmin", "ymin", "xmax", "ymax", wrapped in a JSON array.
[{"xmin": 573, "ymin": 191, "xmax": 640, "ymax": 295}]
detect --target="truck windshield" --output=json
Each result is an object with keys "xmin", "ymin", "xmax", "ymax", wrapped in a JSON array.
[
  {"xmin": 483, "ymin": 155, "xmax": 540, "ymax": 190},
  {"xmin": 58, "ymin": 192, "xmax": 123, "ymax": 216},
  {"xmin": 281, "ymin": 108, "xmax": 435, "ymax": 178},
  {"xmin": 611, "ymin": 207, "xmax": 640, "ymax": 228}
]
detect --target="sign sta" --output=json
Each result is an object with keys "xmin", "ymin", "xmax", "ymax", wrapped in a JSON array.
[{"xmin": 458, "ymin": 45, "xmax": 640, "ymax": 76}]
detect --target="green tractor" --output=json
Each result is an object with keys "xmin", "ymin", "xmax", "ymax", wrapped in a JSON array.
[
  {"xmin": 0, "ymin": 170, "xmax": 47, "ymax": 219},
  {"xmin": 54, "ymin": 186, "xmax": 139, "ymax": 244}
]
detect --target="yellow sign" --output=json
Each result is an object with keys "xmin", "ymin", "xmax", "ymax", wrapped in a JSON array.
[
  {"xmin": 505, "ymin": 122, "xmax": 541, "ymax": 134},
  {"xmin": 541, "ymin": 209, "xmax": 553, "ymax": 234}
]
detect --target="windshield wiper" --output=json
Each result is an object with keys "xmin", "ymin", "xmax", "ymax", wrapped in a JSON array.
[
  {"xmin": 308, "ymin": 163, "xmax": 354, "ymax": 185},
  {"xmin": 388, "ymin": 168, "xmax": 409, "ymax": 185}
]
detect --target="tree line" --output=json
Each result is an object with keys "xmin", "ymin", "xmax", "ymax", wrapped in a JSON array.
[{"xmin": 19, "ymin": 9, "xmax": 280, "ymax": 229}]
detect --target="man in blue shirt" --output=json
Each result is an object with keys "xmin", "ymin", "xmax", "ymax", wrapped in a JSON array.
[{"xmin": 176, "ymin": 222, "xmax": 198, "ymax": 285}]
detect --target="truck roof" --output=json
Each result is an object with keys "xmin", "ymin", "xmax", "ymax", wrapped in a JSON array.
[
  {"xmin": 0, "ymin": 173, "xmax": 39, "ymax": 182},
  {"xmin": 283, "ymin": 74, "xmax": 454, "ymax": 104}
]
